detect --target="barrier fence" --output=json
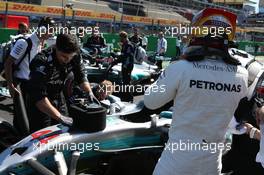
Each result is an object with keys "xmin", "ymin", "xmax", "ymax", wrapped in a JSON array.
[{"xmin": 1, "ymin": 28, "xmax": 264, "ymax": 57}]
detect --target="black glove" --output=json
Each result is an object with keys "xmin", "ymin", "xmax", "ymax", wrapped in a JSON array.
[
  {"xmin": 88, "ymin": 91, "xmax": 100, "ymax": 104},
  {"xmin": 58, "ymin": 115, "xmax": 73, "ymax": 126}
]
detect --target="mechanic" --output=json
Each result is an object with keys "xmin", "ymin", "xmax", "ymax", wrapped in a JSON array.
[
  {"xmin": 233, "ymin": 107, "xmax": 264, "ymax": 171},
  {"xmin": 112, "ymin": 31, "xmax": 134, "ymax": 102},
  {"xmin": 84, "ymin": 27, "xmax": 107, "ymax": 56},
  {"xmin": 144, "ymin": 8, "xmax": 248, "ymax": 175},
  {"xmin": 222, "ymin": 57, "xmax": 264, "ymax": 175},
  {"xmin": 27, "ymin": 33, "xmax": 97, "ymax": 132},
  {"xmin": 180, "ymin": 35, "xmax": 189, "ymax": 55},
  {"xmin": 129, "ymin": 27, "xmax": 143, "ymax": 47},
  {"xmin": 142, "ymin": 33, "xmax": 148, "ymax": 50},
  {"xmin": 17, "ymin": 22, "xmax": 29, "ymax": 35},
  {"xmin": 156, "ymin": 31, "xmax": 167, "ymax": 69},
  {"xmin": 175, "ymin": 36, "xmax": 181, "ymax": 57},
  {"xmin": 4, "ymin": 16, "xmax": 55, "ymax": 136}
]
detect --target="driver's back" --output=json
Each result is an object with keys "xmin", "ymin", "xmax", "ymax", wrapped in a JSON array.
[{"xmin": 144, "ymin": 58, "xmax": 248, "ymax": 175}]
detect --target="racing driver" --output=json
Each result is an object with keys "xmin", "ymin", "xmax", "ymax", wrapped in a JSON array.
[{"xmin": 144, "ymin": 8, "xmax": 248, "ymax": 175}]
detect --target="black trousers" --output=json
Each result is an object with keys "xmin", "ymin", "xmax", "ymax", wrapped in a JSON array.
[
  {"xmin": 13, "ymin": 79, "xmax": 30, "ymax": 137},
  {"xmin": 222, "ymin": 97, "xmax": 264, "ymax": 175},
  {"xmin": 121, "ymin": 67, "xmax": 133, "ymax": 102},
  {"xmin": 156, "ymin": 53, "xmax": 165, "ymax": 70},
  {"xmin": 176, "ymin": 46, "xmax": 181, "ymax": 57}
]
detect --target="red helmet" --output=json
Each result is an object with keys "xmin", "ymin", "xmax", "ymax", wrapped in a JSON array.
[{"xmin": 190, "ymin": 8, "xmax": 237, "ymax": 41}]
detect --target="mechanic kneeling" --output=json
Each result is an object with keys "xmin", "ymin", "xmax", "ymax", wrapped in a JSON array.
[{"xmin": 27, "ymin": 33, "xmax": 97, "ymax": 132}]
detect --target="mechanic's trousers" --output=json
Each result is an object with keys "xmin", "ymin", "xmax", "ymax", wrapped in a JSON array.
[
  {"xmin": 27, "ymin": 93, "xmax": 68, "ymax": 133},
  {"xmin": 156, "ymin": 53, "xmax": 165, "ymax": 70},
  {"xmin": 13, "ymin": 79, "xmax": 29, "ymax": 137},
  {"xmin": 121, "ymin": 67, "xmax": 133, "ymax": 102}
]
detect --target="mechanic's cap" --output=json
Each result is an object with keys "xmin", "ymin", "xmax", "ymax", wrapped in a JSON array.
[
  {"xmin": 191, "ymin": 8, "xmax": 237, "ymax": 41},
  {"xmin": 38, "ymin": 16, "xmax": 55, "ymax": 28}
]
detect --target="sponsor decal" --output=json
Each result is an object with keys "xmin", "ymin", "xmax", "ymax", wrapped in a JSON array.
[
  {"xmin": 193, "ymin": 62, "xmax": 237, "ymax": 72},
  {"xmin": 190, "ymin": 79, "xmax": 241, "ymax": 93},
  {"xmin": 1, "ymin": 1, "xmax": 183, "ymax": 25},
  {"xmin": 31, "ymin": 130, "xmax": 52, "ymax": 139}
]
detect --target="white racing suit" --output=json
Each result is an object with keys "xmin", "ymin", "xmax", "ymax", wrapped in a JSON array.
[{"xmin": 144, "ymin": 58, "xmax": 248, "ymax": 175}]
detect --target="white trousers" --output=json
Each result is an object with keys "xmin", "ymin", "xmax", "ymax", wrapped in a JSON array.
[{"xmin": 153, "ymin": 145, "xmax": 223, "ymax": 175}]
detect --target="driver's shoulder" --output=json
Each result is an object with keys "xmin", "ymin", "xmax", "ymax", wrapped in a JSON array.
[
  {"xmin": 168, "ymin": 59, "xmax": 191, "ymax": 68},
  {"xmin": 162, "ymin": 60, "xmax": 190, "ymax": 76}
]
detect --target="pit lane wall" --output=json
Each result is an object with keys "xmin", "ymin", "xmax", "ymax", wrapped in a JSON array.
[
  {"xmin": 238, "ymin": 41, "xmax": 264, "ymax": 56},
  {"xmin": 1, "ymin": 28, "xmax": 264, "ymax": 57},
  {"xmin": 83, "ymin": 34, "xmax": 264, "ymax": 57},
  {"xmin": 0, "ymin": 28, "xmax": 17, "ymax": 43}
]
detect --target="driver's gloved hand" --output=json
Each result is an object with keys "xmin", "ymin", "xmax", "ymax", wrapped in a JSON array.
[{"xmin": 58, "ymin": 115, "xmax": 73, "ymax": 126}]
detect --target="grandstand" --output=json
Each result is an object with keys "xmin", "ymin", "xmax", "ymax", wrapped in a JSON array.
[
  {"xmin": 40, "ymin": 0, "xmax": 249, "ymax": 25},
  {"xmin": 4, "ymin": 0, "xmax": 247, "ymax": 21},
  {"xmin": 41, "ymin": 0, "xmax": 190, "ymax": 22},
  {"xmin": 2, "ymin": 0, "xmax": 264, "ymax": 35}
]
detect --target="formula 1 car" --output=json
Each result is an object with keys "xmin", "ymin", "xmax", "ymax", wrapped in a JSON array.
[
  {"xmin": 0, "ymin": 97, "xmax": 172, "ymax": 175},
  {"xmin": 84, "ymin": 62, "xmax": 159, "ymax": 85},
  {"xmin": 0, "ymin": 87, "xmax": 11, "ymax": 98},
  {"xmin": 80, "ymin": 47, "xmax": 160, "ymax": 86},
  {"xmin": 0, "ymin": 77, "xmax": 173, "ymax": 175}
]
